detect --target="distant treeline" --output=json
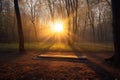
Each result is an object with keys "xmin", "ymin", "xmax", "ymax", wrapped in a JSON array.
[{"xmin": 0, "ymin": 0, "xmax": 113, "ymax": 43}]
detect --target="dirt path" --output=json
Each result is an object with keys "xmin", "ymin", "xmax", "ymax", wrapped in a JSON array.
[
  {"xmin": 0, "ymin": 51, "xmax": 118, "ymax": 80},
  {"xmin": 83, "ymin": 52, "xmax": 120, "ymax": 79}
]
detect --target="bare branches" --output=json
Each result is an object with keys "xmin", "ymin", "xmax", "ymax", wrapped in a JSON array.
[
  {"xmin": 105, "ymin": 0, "xmax": 111, "ymax": 6},
  {"xmin": 47, "ymin": 0, "xmax": 54, "ymax": 20}
]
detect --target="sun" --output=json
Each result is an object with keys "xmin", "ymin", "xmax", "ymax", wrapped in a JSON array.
[
  {"xmin": 50, "ymin": 21, "xmax": 64, "ymax": 33},
  {"xmin": 53, "ymin": 22, "xmax": 64, "ymax": 32}
]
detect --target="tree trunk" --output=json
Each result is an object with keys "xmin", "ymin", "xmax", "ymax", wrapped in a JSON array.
[
  {"xmin": 65, "ymin": 0, "xmax": 71, "ymax": 44},
  {"xmin": 32, "ymin": 21, "xmax": 39, "ymax": 42},
  {"xmin": 14, "ymin": 0, "xmax": 25, "ymax": 52},
  {"xmin": 106, "ymin": 0, "xmax": 120, "ymax": 66},
  {"xmin": 86, "ymin": 0, "xmax": 96, "ymax": 42}
]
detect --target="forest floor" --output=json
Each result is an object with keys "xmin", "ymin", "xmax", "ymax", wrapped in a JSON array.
[
  {"xmin": 0, "ymin": 42, "xmax": 114, "ymax": 52},
  {"xmin": 0, "ymin": 50, "xmax": 119, "ymax": 80},
  {"xmin": 0, "ymin": 43, "xmax": 119, "ymax": 80}
]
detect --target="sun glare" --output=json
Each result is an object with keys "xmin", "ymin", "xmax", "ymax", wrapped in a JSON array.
[
  {"xmin": 50, "ymin": 21, "xmax": 64, "ymax": 33},
  {"xmin": 54, "ymin": 22, "xmax": 63, "ymax": 32}
]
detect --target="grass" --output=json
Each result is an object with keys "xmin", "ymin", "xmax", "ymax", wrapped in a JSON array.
[
  {"xmin": 73, "ymin": 43, "xmax": 114, "ymax": 52},
  {"xmin": 0, "ymin": 42, "xmax": 114, "ymax": 52}
]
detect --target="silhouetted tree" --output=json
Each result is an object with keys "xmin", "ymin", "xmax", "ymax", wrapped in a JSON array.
[
  {"xmin": 65, "ymin": 0, "xmax": 78, "ymax": 44},
  {"xmin": 106, "ymin": 0, "xmax": 120, "ymax": 66},
  {"xmin": 27, "ymin": 0, "xmax": 39, "ymax": 42},
  {"xmin": 86, "ymin": 0, "xmax": 96, "ymax": 42},
  {"xmin": 0, "ymin": 0, "xmax": 2, "ymax": 13},
  {"xmin": 47, "ymin": 0, "xmax": 54, "ymax": 21},
  {"xmin": 14, "ymin": 0, "xmax": 25, "ymax": 52},
  {"xmin": 65, "ymin": 0, "xmax": 71, "ymax": 44}
]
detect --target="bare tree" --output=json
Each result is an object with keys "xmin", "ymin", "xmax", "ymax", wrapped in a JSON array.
[
  {"xmin": 14, "ymin": 0, "xmax": 25, "ymax": 52},
  {"xmin": 0, "ymin": 0, "xmax": 2, "ymax": 13},
  {"xmin": 98, "ymin": 0, "xmax": 103, "ymax": 42},
  {"xmin": 86, "ymin": 0, "xmax": 96, "ymax": 42},
  {"xmin": 64, "ymin": 0, "xmax": 71, "ymax": 44},
  {"xmin": 106, "ymin": 0, "xmax": 120, "ymax": 66},
  {"xmin": 64, "ymin": 0, "xmax": 78, "ymax": 44},
  {"xmin": 105, "ymin": 0, "xmax": 111, "ymax": 6},
  {"xmin": 47, "ymin": 0, "xmax": 55, "ymax": 22},
  {"xmin": 27, "ymin": 0, "xmax": 39, "ymax": 42},
  {"xmin": 72, "ymin": 0, "xmax": 78, "ymax": 42}
]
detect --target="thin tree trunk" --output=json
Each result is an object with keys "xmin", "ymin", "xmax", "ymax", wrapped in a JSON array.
[
  {"xmin": 65, "ymin": 0, "xmax": 71, "ymax": 44},
  {"xmin": 32, "ymin": 22, "xmax": 39, "ymax": 42},
  {"xmin": 86, "ymin": 0, "xmax": 96, "ymax": 42}
]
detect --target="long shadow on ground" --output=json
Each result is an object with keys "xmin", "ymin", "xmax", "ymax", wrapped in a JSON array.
[{"xmin": 35, "ymin": 53, "xmax": 116, "ymax": 80}]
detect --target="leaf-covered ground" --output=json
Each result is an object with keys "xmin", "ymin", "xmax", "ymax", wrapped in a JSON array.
[{"xmin": 0, "ymin": 52, "xmax": 102, "ymax": 80}]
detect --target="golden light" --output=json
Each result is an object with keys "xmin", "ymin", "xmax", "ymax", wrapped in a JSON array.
[
  {"xmin": 40, "ymin": 19, "xmax": 68, "ymax": 43},
  {"xmin": 50, "ymin": 21, "xmax": 64, "ymax": 33},
  {"xmin": 48, "ymin": 20, "xmax": 68, "ymax": 41},
  {"xmin": 53, "ymin": 22, "xmax": 64, "ymax": 32}
]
